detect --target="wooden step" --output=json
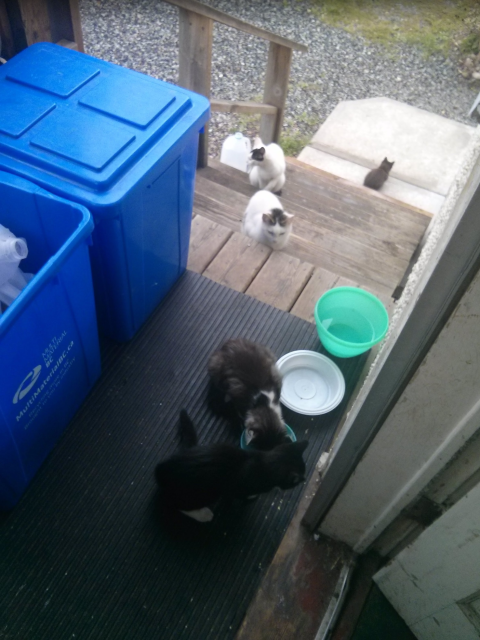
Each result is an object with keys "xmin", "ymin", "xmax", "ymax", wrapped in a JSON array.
[
  {"xmin": 210, "ymin": 157, "xmax": 431, "ymax": 226},
  {"xmin": 188, "ymin": 156, "xmax": 423, "ymax": 320},
  {"xmin": 286, "ymin": 156, "xmax": 433, "ymax": 218},
  {"xmin": 188, "ymin": 215, "xmax": 393, "ymax": 321},
  {"xmin": 207, "ymin": 159, "xmax": 429, "ymax": 244},
  {"xmin": 195, "ymin": 170, "xmax": 418, "ymax": 289},
  {"xmin": 197, "ymin": 167, "xmax": 420, "ymax": 259},
  {"xmin": 187, "ymin": 215, "xmax": 233, "ymax": 273}
]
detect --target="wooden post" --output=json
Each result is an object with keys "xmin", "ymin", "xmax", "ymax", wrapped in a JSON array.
[
  {"xmin": 48, "ymin": 0, "xmax": 85, "ymax": 52},
  {"xmin": 5, "ymin": 0, "xmax": 51, "ymax": 50},
  {"xmin": 178, "ymin": 8, "xmax": 212, "ymax": 168},
  {"xmin": 260, "ymin": 42, "xmax": 292, "ymax": 145},
  {"xmin": 2, "ymin": 0, "xmax": 84, "ymax": 56},
  {"xmin": 0, "ymin": 0, "xmax": 15, "ymax": 58}
]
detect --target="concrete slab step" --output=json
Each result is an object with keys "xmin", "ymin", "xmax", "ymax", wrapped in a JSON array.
[
  {"xmin": 300, "ymin": 97, "xmax": 477, "ymax": 204},
  {"xmin": 298, "ymin": 146, "xmax": 443, "ymax": 216}
]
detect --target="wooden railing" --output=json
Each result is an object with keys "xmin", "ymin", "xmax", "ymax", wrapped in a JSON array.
[{"xmin": 162, "ymin": 0, "xmax": 307, "ymax": 167}]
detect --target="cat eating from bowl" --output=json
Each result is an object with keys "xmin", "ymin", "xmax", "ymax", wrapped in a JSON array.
[{"xmin": 155, "ymin": 409, "xmax": 308, "ymax": 522}]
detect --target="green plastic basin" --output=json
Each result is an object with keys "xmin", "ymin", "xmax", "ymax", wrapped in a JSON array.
[{"xmin": 314, "ymin": 287, "xmax": 389, "ymax": 358}]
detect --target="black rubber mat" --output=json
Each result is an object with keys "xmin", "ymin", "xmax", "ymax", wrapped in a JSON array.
[{"xmin": 0, "ymin": 271, "xmax": 366, "ymax": 640}]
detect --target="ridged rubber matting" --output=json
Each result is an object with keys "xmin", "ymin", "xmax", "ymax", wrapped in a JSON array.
[{"xmin": 0, "ymin": 271, "xmax": 366, "ymax": 640}]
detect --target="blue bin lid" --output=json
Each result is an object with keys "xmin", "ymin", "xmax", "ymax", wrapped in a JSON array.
[{"xmin": 0, "ymin": 43, "xmax": 210, "ymax": 204}]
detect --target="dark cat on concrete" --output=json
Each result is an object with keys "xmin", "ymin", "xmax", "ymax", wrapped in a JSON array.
[{"xmin": 363, "ymin": 157, "xmax": 394, "ymax": 190}]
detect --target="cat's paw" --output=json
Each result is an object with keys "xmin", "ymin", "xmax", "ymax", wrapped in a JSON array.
[{"xmin": 181, "ymin": 507, "xmax": 214, "ymax": 522}]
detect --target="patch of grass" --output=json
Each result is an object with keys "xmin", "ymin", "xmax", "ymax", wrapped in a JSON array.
[
  {"xmin": 229, "ymin": 113, "xmax": 261, "ymax": 136},
  {"xmin": 460, "ymin": 31, "xmax": 480, "ymax": 56},
  {"xmin": 226, "ymin": 109, "xmax": 311, "ymax": 157},
  {"xmin": 296, "ymin": 111, "xmax": 319, "ymax": 127},
  {"xmin": 296, "ymin": 80, "xmax": 323, "ymax": 91},
  {"xmin": 310, "ymin": 0, "xmax": 480, "ymax": 58},
  {"xmin": 280, "ymin": 134, "xmax": 310, "ymax": 157}
]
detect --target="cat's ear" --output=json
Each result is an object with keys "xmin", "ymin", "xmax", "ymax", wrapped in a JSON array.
[
  {"xmin": 284, "ymin": 212, "xmax": 294, "ymax": 224},
  {"xmin": 262, "ymin": 213, "xmax": 274, "ymax": 225},
  {"xmin": 252, "ymin": 392, "xmax": 269, "ymax": 409},
  {"xmin": 245, "ymin": 428, "xmax": 256, "ymax": 446},
  {"xmin": 179, "ymin": 409, "xmax": 198, "ymax": 448},
  {"xmin": 253, "ymin": 136, "xmax": 263, "ymax": 148}
]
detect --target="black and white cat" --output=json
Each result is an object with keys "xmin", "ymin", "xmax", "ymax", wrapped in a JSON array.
[
  {"xmin": 155, "ymin": 409, "xmax": 308, "ymax": 522},
  {"xmin": 247, "ymin": 136, "xmax": 286, "ymax": 194},
  {"xmin": 208, "ymin": 337, "xmax": 290, "ymax": 450},
  {"xmin": 242, "ymin": 190, "xmax": 294, "ymax": 250}
]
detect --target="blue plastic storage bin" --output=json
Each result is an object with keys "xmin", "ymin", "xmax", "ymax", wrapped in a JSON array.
[
  {"xmin": 0, "ymin": 171, "xmax": 101, "ymax": 510},
  {"xmin": 0, "ymin": 42, "xmax": 210, "ymax": 341}
]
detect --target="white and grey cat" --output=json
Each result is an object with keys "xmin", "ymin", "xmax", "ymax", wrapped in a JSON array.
[
  {"xmin": 247, "ymin": 136, "xmax": 286, "ymax": 194},
  {"xmin": 242, "ymin": 190, "xmax": 294, "ymax": 250}
]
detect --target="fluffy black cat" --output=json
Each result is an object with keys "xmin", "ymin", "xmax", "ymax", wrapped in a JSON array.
[
  {"xmin": 155, "ymin": 410, "xmax": 308, "ymax": 522},
  {"xmin": 207, "ymin": 338, "xmax": 290, "ymax": 450}
]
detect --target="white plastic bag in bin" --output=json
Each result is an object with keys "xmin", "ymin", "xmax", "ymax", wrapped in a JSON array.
[{"xmin": 0, "ymin": 223, "xmax": 33, "ymax": 311}]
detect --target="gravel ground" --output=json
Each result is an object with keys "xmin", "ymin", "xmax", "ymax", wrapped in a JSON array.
[{"xmin": 79, "ymin": 0, "xmax": 478, "ymax": 157}]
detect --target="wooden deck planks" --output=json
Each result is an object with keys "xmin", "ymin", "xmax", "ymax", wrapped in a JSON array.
[
  {"xmin": 195, "ymin": 175, "xmax": 411, "ymax": 289},
  {"xmin": 187, "ymin": 214, "xmax": 233, "ymax": 273},
  {"xmin": 193, "ymin": 192, "xmax": 242, "ymax": 231},
  {"xmin": 195, "ymin": 164, "xmax": 427, "ymax": 287},
  {"xmin": 188, "ymin": 157, "xmax": 426, "ymax": 323},
  {"xmin": 246, "ymin": 252, "xmax": 314, "ymax": 311},
  {"xmin": 285, "ymin": 157, "xmax": 432, "ymax": 223},
  {"xmin": 209, "ymin": 157, "xmax": 430, "ymax": 237},
  {"xmin": 203, "ymin": 231, "xmax": 271, "ymax": 291},
  {"xmin": 291, "ymin": 268, "xmax": 357, "ymax": 322},
  {"xmin": 196, "ymin": 170, "xmax": 417, "ymax": 261}
]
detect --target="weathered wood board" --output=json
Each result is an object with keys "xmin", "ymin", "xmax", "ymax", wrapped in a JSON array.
[
  {"xmin": 187, "ymin": 214, "xmax": 233, "ymax": 273},
  {"xmin": 246, "ymin": 252, "xmax": 314, "ymax": 311},
  {"xmin": 203, "ymin": 232, "xmax": 271, "ymax": 291},
  {"xmin": 189, "ymin": 155, "xmax": 427, "ymax": 321}
]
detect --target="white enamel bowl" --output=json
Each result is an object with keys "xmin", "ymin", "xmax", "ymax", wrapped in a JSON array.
[{"xmin": 276, "ymin": 350, "xmax": 345, "ymax": 415}]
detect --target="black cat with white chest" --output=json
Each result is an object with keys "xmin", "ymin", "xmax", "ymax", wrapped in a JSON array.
[
  {"xmin": 155, "ymin": 410, "xmax": 308, "ymax": 522},
  {"xmin": 207, "ymin": 338, "xmax": 290, "ymax": 450}
]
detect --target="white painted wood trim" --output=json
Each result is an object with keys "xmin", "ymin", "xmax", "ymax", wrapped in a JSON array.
[
  {"xmin": 355, "ymin": 391, "xmax": 480, "ymax": 552},
  {"xmin": 375, "ymin": 481, "xmax": 480, "ymax": 639}
]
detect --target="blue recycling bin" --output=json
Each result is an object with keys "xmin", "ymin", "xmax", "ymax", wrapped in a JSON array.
[
  {"xmin": 0, "ymin": 171, "xmax": 101, "ymax": 510},
  {"xmin": 0, "ymin": 42, "xmax": 210, "ymax": 341}
]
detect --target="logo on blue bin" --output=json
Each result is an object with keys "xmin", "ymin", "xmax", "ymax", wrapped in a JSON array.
[{"xmin": 13, "ymin": 365, "xmax": 42, "ymax": 405}]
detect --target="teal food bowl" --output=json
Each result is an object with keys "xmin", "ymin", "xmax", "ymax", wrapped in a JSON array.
[
  {"xmin": 240, "ymin": 424, "xmax": 296, "ymax": 450},
  {"xmin": 314, "ymin": 287, "xmax": 389, "ymax": 358}
]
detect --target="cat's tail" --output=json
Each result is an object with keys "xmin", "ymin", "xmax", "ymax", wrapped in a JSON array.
[{"xmin": 178, "ymin": 409, "xmax": 198, "ymax": 448}]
